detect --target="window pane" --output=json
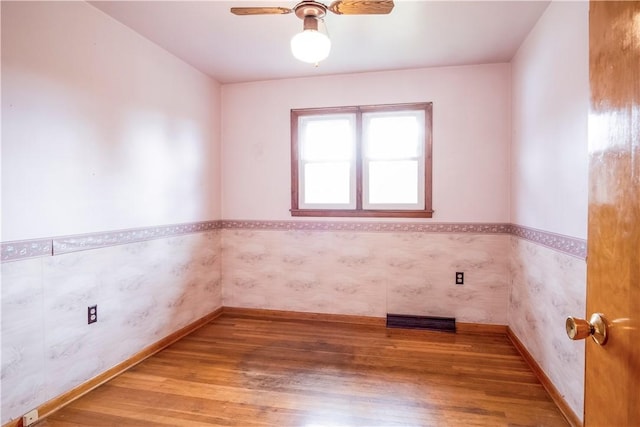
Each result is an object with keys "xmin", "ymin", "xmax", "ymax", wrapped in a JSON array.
[
  {"xmin": 302, "ymin": 119, "xmax": 353, "ymax": 161},
  {"xmin": 365, "ymin": 115, "xmax": 420, "ymax": 159},
  {"xmin": 368, "ymin": 161, "xmax": 418, "ymax": 204},
  {"xmin": 304, "ymin": 162, "xmax": 351, "ymax": 204}
]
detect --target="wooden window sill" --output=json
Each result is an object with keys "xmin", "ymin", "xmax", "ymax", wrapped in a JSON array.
[{"xmin": 290, "ymin": 209, "xmax": 434, "ymax": 218}]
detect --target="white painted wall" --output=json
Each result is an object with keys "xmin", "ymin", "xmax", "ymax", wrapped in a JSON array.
[
  {"xmin": 1, "ymin": 1, "xmax": 222, "ymax": 242},
  {"xmin": 511, "ymin": 1, "xmax": 589, "ymax": 239},
  {"xmin": 1, "ymin": 2, "xmax": 223, "ymax": 424},
  {"xmin": 510, "ymin": 1, "xmax": 589, "ymax": 420},
  {"xmin": 221, "ymin": 64, "xmax": 511, "ymax": 223}
]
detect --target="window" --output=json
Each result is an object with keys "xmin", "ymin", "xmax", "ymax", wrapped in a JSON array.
[{"xmin": 291, "ymin": 103, "xmax": 433, "ymax": 218}]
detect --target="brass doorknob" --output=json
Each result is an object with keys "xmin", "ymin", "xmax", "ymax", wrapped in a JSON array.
[{"xmin": 566, "ymin": 313, "xmax": 608, "ymax": 345}]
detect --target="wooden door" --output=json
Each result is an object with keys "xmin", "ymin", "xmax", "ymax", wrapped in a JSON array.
[{"xmin": 586, "ymin": 1, "xmax": 640, "ymax": 425}]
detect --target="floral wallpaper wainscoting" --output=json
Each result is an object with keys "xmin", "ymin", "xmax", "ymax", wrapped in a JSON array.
[
  {"xmin": 1, "ymin": 229, "xmax": 222, "ymax": 424},
  {"xmin": 222, "ymin": 222, "xmax": 510, "ymax": 324}
]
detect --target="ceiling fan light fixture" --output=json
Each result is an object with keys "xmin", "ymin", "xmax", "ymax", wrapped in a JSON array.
[
  {"xmin": 291, "ymin": 29, "xmax": 331, "ymax": 64},
  {"xmin": 230, "ymin": 0, "xmax": 394, "ymax": 65}
]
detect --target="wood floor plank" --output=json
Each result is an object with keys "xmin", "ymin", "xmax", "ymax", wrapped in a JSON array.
[{"xmin": 38, "ymin": 314, "xmax": 569, "ymax": 426}]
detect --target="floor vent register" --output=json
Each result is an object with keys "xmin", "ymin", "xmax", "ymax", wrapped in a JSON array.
[{"xmin": 386, "ymin": 314, "xmax": 456, "ymax": 332}]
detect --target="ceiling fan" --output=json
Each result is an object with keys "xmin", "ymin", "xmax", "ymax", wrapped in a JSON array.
[
  {"xmin": 230, "ymin": 0, "xmax": 394, "ymax": 17},
  {"xmin": 230, "ymin": 1, "xmax": 395, "ymax": 64}
]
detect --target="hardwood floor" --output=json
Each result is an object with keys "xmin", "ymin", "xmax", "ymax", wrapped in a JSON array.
[{"xmin": 39, "ymin": 313, "xmax": 568, "ymax": 426}]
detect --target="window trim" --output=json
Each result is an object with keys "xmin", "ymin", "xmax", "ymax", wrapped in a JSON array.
[{"xmin": 291, "ymin": 102, "xmax": 433, "ymax": 218}]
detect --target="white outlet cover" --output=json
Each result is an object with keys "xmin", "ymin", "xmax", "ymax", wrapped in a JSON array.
[{"xmin": 23, "ymin": 409, "xmax": 39, "ymax": 426}]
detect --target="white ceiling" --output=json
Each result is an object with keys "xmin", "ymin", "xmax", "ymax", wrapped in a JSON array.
[{"xmin": 90, "ymin": 0, "xmax": 550, "ymax": 84}]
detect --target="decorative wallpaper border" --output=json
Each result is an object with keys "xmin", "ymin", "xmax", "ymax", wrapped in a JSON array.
[
  {"xmin": 1, "ymin": 221, "xmax": 221, "ymax": 263},
  {"xmin": 0, "ymin": 238, "xmax": 53, "ymax": 262},
  {"xmin": 221, "ymin": 220, "xmax": 511, "ymax": 234},
  {"xmin": 509, "ymin": 224, "xmax": 587, "ymax": 259},
  {"xmin": 1, "ymin": 220, "xmax": 586, "ymax": 262},
  {"xmin": 53, "ymin": 221, "xmax": 221, "ymax": 256}
]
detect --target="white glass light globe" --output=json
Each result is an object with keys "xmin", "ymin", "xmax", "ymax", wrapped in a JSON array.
[{"xmin": 290, "ymin": 30, "xmax": 331, "ymax": 64}]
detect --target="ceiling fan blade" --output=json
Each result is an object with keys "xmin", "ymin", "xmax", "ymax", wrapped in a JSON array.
[
  {"xmin": 230, "ymin": 7, "xmax": 293, "ymax": 15},
  {"xmin": 328, "ymin": 0, "xmax": 394, "ymax": 15}
]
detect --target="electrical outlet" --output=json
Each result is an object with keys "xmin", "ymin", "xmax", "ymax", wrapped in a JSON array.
[
  {"xmin": 23, "ymin": 409, "xmax": 38, "ymax": 426},
  {"xmin": 455, "ymin": 272, "xmax": 464, "ymax": 285},
  {"xmin": 88, "ymin": 305, "xmax": 98, "ymax": 324}
]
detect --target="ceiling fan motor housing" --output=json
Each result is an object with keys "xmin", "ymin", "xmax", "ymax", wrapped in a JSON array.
[{"xmin": 294, "ymin": 1, "xmax": 327, "ymax": 20}]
